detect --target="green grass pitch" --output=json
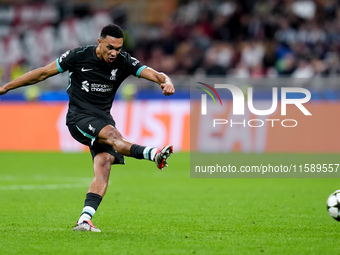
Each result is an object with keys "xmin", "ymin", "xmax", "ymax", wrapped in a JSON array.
[{"xmin": 0, "ymin": 151, "xmax": 339, "ymax": 254}]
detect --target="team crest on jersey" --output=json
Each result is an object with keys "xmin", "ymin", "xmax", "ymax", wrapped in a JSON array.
[
  {"xmin": 88, "ymin": 124, "xmax": 96, "ymax": 133},
  {"xmin": 110, "ymin": 69, "xmax": 118, "ymax": 80}
]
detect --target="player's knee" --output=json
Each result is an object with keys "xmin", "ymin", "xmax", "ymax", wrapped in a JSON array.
[
  {"xmin": 105, "ymin": 129, "xmax": 124, "ymax": 148},
  {"xmin": 102, "ymin": 154, "xmax": 115, "ymax": 166},
  {"xmin": 94, "ymin": 153, "xmax": 114, "ymax": 168}
]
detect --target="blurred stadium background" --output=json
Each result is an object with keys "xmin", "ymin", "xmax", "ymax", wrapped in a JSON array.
[
  {"xmin": 1, "ymin": 2, "xmax": 340, "ymax": 254},
  {"xmin": 1, "ymin": 0, "xmax": 340, "ymax": 152}
]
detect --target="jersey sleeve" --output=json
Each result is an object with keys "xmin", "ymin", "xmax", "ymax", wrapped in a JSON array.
[
  {"xmin": 124, "ymin": 52, "xmax": 147, "ymax": 78},
  {"xmin": 55, "ymin": 48, "xmax": 79, "ymax": 73}
]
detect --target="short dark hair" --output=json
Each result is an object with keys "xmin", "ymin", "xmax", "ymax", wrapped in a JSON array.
[{"xmin": 100, "ymin": 24, "xmax": 124, "ymax": 39}]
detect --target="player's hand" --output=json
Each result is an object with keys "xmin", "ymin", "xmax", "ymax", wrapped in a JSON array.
[
  {"xmin": 160, "ymin": 82, "xmax": 175, "ymax": 96},
  {"xmin": 0, "ymin": 86, "xmax": 8, "ymax": 97}
]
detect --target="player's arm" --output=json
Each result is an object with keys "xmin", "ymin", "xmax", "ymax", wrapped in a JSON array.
[
  {"xmin": 0, "ymin": 61, "xmax": 60, "ymax": 96},
  {"xmin": 139, "ymin": 67, "xmax": 175, "ymax": 96}
]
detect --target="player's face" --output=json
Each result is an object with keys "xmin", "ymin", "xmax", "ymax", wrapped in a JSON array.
[{"xmin": 98, "ymin": 36, "xmax": 123, "ymax": 63}]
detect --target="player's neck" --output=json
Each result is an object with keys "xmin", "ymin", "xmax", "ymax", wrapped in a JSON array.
[{"xmin": 95, "ymin": 46, "xmax": 103, "ymax": 61}]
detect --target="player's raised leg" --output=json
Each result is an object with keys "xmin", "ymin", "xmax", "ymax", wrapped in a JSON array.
[
  {"xmin": 97, "ymin": 125, "xmax": 174, "ymax": 170},
  {"xmin": 154, "ymin": 145, "xmax": 174, "ymax": 170},
  {"xmin": 73, "ymin": 152, "xmax": 114, "ymax": 232}
]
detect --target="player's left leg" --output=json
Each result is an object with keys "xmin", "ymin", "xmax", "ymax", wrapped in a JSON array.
[
  {"xmin": 97, "ymin": 124, "xmax": 173, "ymax": 170},
  {"xmin": 73, "ymin": 152, "xmax": 114, "ymax": 232},
  {"xmin": 96, "ymin": 124, "xmax": 133, "ymax": 155},
  {"xmin": 68, "ymin": 115, "xmax": 173, "ymax": 170}
]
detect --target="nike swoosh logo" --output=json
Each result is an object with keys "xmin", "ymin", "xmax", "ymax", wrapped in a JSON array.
[{"xmin": 81, "ymin": 67, "xmax": 93, "ymax": 72}]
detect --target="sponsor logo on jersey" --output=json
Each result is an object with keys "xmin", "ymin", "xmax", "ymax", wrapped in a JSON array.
[
  {"xmin": 91, "ymin": 83, "xmax": 113, "ymax": 92},
  {"xmin": 82, "ymin": 81, "xmax": 113, "ymax": 93},
  {"xmin": 131, "ymin": 57, "xmax": 140, "ymax": 66},
  {"xmin": 59, "ymin": 50, "xmax": 70, "ymax": 63},
  {"xmin": 110, "ymin": 69, "xmax": 118, "ymax": 80},
  {"xmin": 81, "ymin": 81, "xmax": 90, "ymax": 92}
]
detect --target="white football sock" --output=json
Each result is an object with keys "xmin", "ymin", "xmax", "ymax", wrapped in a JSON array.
[
  {"xmin": 150, "ymin": 148, "xmax": 156, "ymax": 161},
  {"xmin": 143, "ymin": 147, "xmax": 157, "ymax": 161},
  {"xmin": 78, "ymin": 206, "xmax": 95, "ymax": 223}
]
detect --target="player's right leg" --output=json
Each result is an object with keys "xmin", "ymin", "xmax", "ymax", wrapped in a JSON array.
[
  {"xmin": 73, "ymin": 152, "xmax": 115, "ymax": 232},
  {"xmin": 67, "ymin": 117, "xmax": 121, "ymax": 232}
]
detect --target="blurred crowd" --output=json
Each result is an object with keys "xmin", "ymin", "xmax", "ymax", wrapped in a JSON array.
[
  {"xmin": 133, "ymin": 0, "xmax": 340, "ymax": 78},
  {"xmin": 1, "ymin": 0, "xmax": 340, "ymax": 86}
]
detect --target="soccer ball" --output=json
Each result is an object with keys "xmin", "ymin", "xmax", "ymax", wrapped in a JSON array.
[{"xmin": 327, "ymin": 190, "xmax": 340, "ymax": 221}]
